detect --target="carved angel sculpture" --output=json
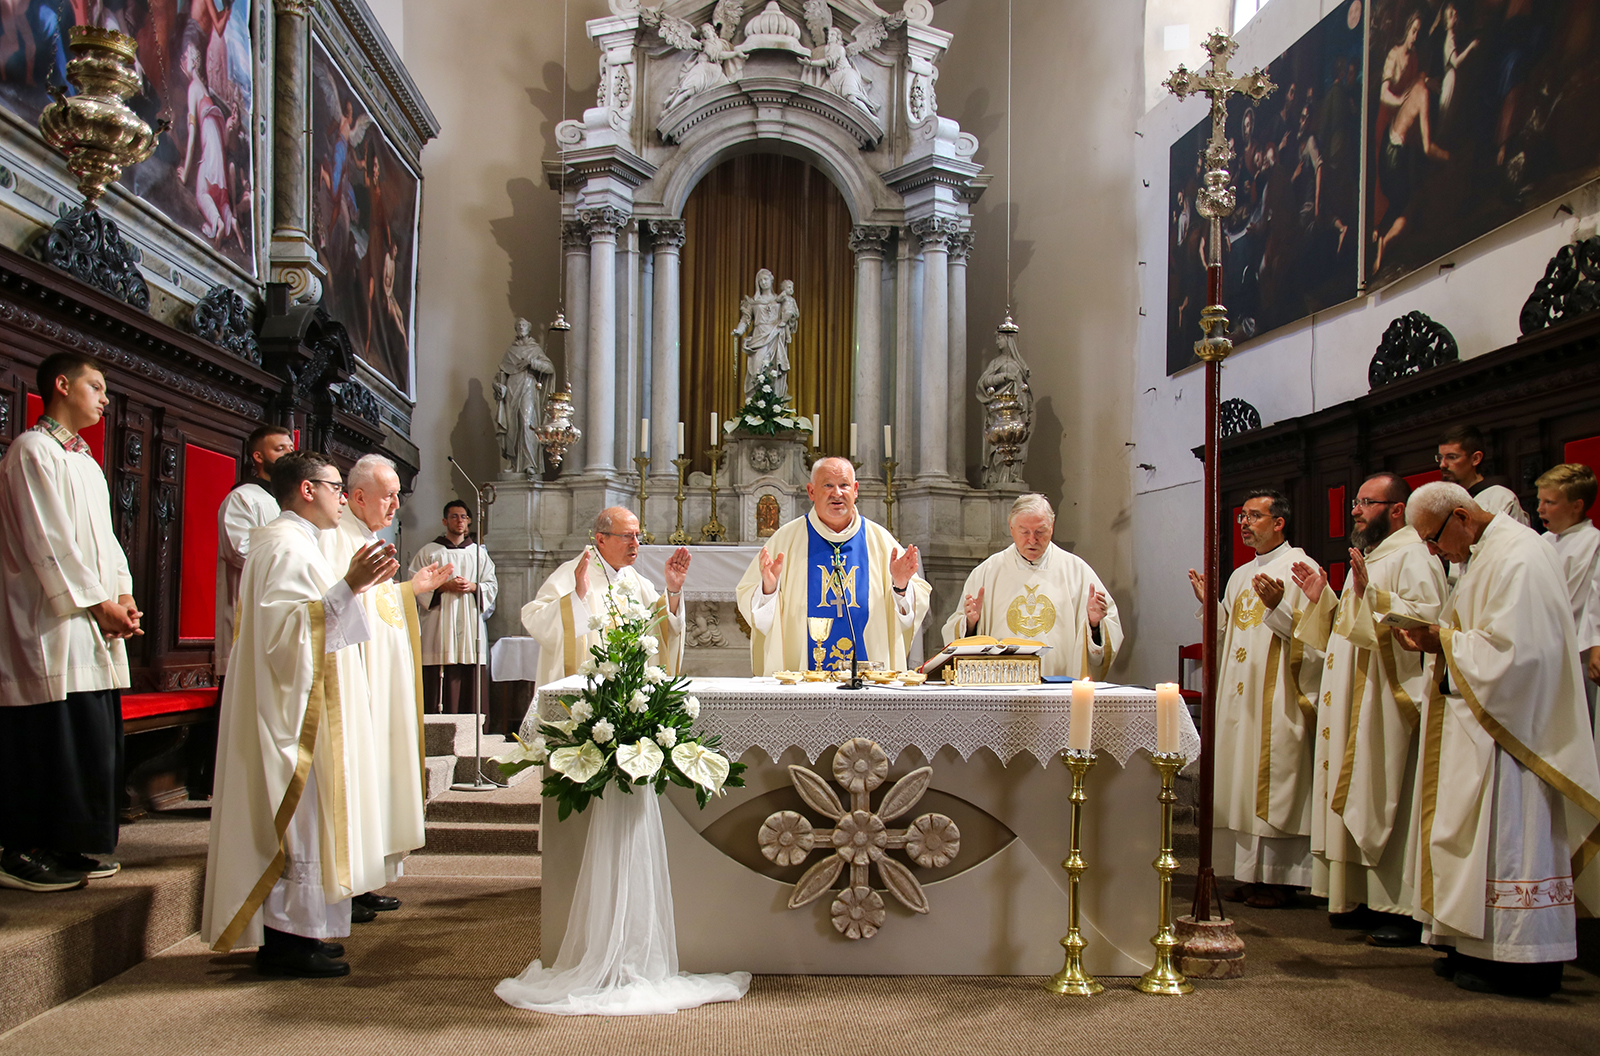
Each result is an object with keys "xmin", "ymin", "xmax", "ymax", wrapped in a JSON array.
[
  {"xmin": 798, "ymin": 14, "xmax": 902, "ymax": 116},
  {"xmin": 658, "ymin": 20, "xmax": 742, "ymax": 112}
]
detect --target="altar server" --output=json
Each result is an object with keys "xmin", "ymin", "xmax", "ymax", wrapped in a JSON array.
[
  {"xmin": 1290, "ymin": 473, "xmax": 1444, "ymax": 946},
  {"xmin": 411, "ymin": 501, "xmax": 498, "ymax": 714},
  {"xmin": 320, "ymin": 455, "xmax": 450, "ymax": 908},
  {"xmin": 216, "ymin": 424, "xmax": 294, "ymax": 679},
  {"xmin": 737, "ymin": 456, "xmax": 930, "ymax": 676},
  {"xmin": 1189, "ymin": 488, "xmax": 1322, "ymax": 910},
  {"xmin": 0, "ymin": 353, "xmax": 140, "ymax": 893},
  {"xmin": 1396, "ymin": 482, "xmax": 1600, "ymax": 996},
  {"xmin": 939, "ymin": 493, "xmax": 1121, "ymax": 678},
  {"xmin": 202, "ymin": 452, "xmax": 398, "ymax": 978},
  {"xmin": 520, "ymin": 507, "xmax": 688, "ymax": 685},
  {"xmin": 1536, "ymin": 463, "xmax": 1600, "ymax": 699}
]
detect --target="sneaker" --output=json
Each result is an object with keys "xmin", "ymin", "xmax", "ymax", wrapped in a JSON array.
[
  {"xmin": 53, "ymin": 853, "xmax": 121, "ymax": 879},
  {"xmin": 0, "ymin": 848, "xmax": 89, "ymax": 892}
]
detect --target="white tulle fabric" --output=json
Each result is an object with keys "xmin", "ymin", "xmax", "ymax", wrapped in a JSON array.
[{"xmin": 495, "ymin": 790, "xmax": 751, "ymax": 1016}]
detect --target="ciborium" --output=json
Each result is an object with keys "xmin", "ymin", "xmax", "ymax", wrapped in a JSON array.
[
  {"xmin": 38, "ymin": 28, "xmax": 166, "ymax": 209},
  {"xmin": 535, "ymin": 388, "xmax": 582, "ymax": 470}
]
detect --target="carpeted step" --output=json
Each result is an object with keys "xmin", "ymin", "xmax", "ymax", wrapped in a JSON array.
[
  {"xmin": 424, "ymin": 755, "xmax": 456, "ymax": 804},
  {"xmin": 427, "ymin": 779, "xmax": 541, "ymax": 825},
  {"xmin": 421, "ymin": 819, "xmax": 540, "ymax": 856},
  {"xmin": 401, "ymin": 854, "xmax": 541, "ymax": 880}
]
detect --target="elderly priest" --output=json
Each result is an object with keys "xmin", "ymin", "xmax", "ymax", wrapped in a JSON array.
[
  {"xmin": 939, "ymin": 493, "xmax": 1121, "ymax": 678},
  {"xmin": 1396, "ymin": 481, "xmax": 1600, "ymax": 997},
  {"xmin": 202, "ymin": 452, "xmax": 401, "ymax": 979},
  {"xmin": 520, "ymin": 506, "xmax": 688, "ymax": 684},
  {"xmin": 736, "ymin": 456, "xmax": 930, "ymax": 676}
]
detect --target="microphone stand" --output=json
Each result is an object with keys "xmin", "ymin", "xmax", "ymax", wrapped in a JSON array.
[
  {"xmin": 447, "ymin": 457, "xmax": 503, "ymax": 791},
  {"xmin": 833, "ymin": 552, "xmax": 865, "ymax": 690}
]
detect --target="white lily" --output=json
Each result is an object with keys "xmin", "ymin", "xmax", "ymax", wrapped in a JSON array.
[
  {"xmin": 616, "ymin": 738, "xmax": 664, "ymax": 780},
  {"xmin": 671, "ymin": 741, "xmax": 731, "ymax": 794},
  {"xmin": 549, "ymin": 741, "xmax": 605, "ymax": 783}
]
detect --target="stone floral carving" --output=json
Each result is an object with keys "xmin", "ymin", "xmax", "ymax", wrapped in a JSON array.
[
  {"xmin": 687, "ymin": 601, "xmax": 727, "ymax": 648},
  {"xmin": 759, "ymin": 737, "xmax": 960, "ymax": 940}
]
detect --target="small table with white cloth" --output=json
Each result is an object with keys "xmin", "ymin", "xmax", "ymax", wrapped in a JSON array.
[{"xmin": 538, "ymin": 675, "xmax": 1200, "ymax": 976}]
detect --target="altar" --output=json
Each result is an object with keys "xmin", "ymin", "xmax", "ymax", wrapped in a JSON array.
[{"xmin": 537, "ymin": 676, "xmax": 1200, "ymax": 976}]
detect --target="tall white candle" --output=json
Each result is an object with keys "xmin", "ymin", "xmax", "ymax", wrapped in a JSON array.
[
  {"xmin": 676, "ymin": 421, "xmax": 685, "ymax": 454},
  {"xmin": 640, "ymin": 418, "xmax": 649, "ymax": 455},
  {"xmin": 1155, "ymin": 683, "xmax": 1181, "ymax": 755},
  {"xmin": 710, "ymin": 412, "xmax": 718, "ymax": 447},
  {"xmin": 883, "ymin": 424, "xmax": 893, "ymax": 459},
  {"xmin": 811, "ymin": 413, "xmax": 820, "ymax": 447},
  {"xmin": 1068, "ymin": 679, "xmax": 1095, "ymax": 751},
  {"xmin": 849, "ymin": 422, "xmax": 859, "ymax": 458}
]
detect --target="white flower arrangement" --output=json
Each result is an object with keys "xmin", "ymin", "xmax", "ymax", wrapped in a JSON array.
[{"xmin": 724, "ymin": 363, "xmax": 815, "ymax": 439}]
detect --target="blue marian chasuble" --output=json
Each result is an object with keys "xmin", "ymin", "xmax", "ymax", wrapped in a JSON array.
[{"xmin": 806, "ymin": 520, "xmax": 872, "ymax": 669}]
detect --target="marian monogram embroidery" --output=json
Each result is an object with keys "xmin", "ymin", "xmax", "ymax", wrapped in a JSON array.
[
  {"xmin": 1232, "ymin": 591, "xmax": 1266, "ymax": 630},
  {"xmin": 1006, "ymin": 584, "xmax": 1057, "ymax": 637},
  {"xmin": 375, "ymin": 583, "xmax": 405, "ymax": 628},
  {"xmin": 815, "ymin": 563, "xmax": 859, "ymax": 615}
]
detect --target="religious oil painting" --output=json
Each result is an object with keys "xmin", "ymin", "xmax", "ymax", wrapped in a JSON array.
[
  {"xmin": 0, "ymin": 1, "xmax": 258, "ymax": 273},
  {"xmin": 310, "ymin": 37, "xmax": 419, "ymax": 397},
  {"xmin": 1166, "ymin": 0, "xmax": 1364, "ymax": 376},
  {"xmin": 1365, "ymin": 0, "xmax": 1600, "ymax": 288}
]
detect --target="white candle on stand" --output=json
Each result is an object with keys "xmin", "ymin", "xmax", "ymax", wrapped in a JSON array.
[
  {"xmin": 849, "ymin": 422, "xmax": 859, "ymax": 458},
  {"xmin": 811, "ymin": 413, "xmax": 820, "ymax": 447},
  {"xmin": 640, "ymin": 418, "xmax": 649, "ymax": 455},
  {"xmin": 1068, "ymin": 679, "xmax": 1095, "ymax": 751},
  {"xmin": 883, "ymin": 424, "xmax": 893, "ymax": 459},
  {"xmin": 710, "ymin": 412, "xmax": 719, "ymax": 447},
  {"xmin": 676, "ymin": 421, "xmax": 685, "ymax": 455},
  {"xmin": 1155, "ymin": 683, "xmax": 1181, "ymax": 755}
]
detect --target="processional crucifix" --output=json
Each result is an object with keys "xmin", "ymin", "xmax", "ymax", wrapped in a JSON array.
[{"xmin": 1164, "ymin": 31, "xmax": 1274, "ymax": 926}]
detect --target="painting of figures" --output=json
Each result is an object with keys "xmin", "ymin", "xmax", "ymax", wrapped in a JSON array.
[
  {"xmin": 1167, "ymin": 1, "xmax": 1364, "ymax": 376},
  {"xmin": 310, "ymin": 37, "xmax": 418, "ymax": 396},
  {"xmin": 1367, "ymin": 0, "xmax": 1600, "ymax": 287},
  {"xmin": 0, "ymin": 1, "xmax": 257, "ymax": 272}
]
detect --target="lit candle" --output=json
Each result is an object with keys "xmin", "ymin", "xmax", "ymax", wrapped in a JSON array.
[
  {"xmin": 710, "ymin": 412, "xmax": 719, "ymax": 447},
  {"xmin": 676, "ymin": 421, "xmax": 685, "ymax": 454},
  {"xmin": 883, "ymin": 424, "xmax": 893, "ymax": 459},
  {"xmin": 1068, "ymin": 679, "xmax": 1095, "ymax": 751},
  {"xmin": 640, "ymin": 418, "xmax": 649, "ymax": 455},
  {"xmin": 811, "ymin": 413, "xmax": 820, "ymax": 447},
  {"xmin": 1155, "ymin": 683, "xmax": 1181, "ymax": 755},
  {"xmin": 849, "ymin": 422, "xmax": 859, "ymax": 458}
]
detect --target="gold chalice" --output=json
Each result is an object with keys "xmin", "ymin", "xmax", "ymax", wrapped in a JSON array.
[{"xmin": 807, "ymin": 617, "xmax": 834, "ymax": 673}]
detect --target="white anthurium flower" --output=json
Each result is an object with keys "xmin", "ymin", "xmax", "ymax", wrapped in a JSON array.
[
  {"xmin": 745, "ymin": 415, "xmax": 761, "ymax": 426},
  {"xmin": 569, "ymin": 699, "xmax": 594, "ymax": 724},
  {"xmin": 776, "ymin": 417, "xmax": 794, "ymax": 428},
  {"xmin": 672, "ymin": 741, "xmax": 731, "ymax": 794},
  {"xmin": 493, "ymin": 734, "xmax": 546, "ymax": 766},
  {"xmin": 541, "ymin": 717, "xmax": 578, "ymax": 736},
  {"xmin": 549, "ymin": 741, "xmax": 605, "ymax": 783},
  {"xmin": 590, "ymin": 718, "xmax": 615, "ymax": 744},
  {"xmin": 598, "ymin": 660, "xmax": 620, "ymax": 679},
  {"xmin": 616, "ymin": 738, "xmax": 664, "ymax": 780},
  {"xmin": 654, "ymin": 725, "xmax": 678, "ymax": 749},
  {"xmin": 639, "ymin": 634, "xmax": 659, "ymax": 654},
  {"xmin": 644, "ymin": 665, "xmax": 667, "ymax": 685},
  {"xmin": 684, "ymin": 695, "xmax": 701, "ymax": 719}
]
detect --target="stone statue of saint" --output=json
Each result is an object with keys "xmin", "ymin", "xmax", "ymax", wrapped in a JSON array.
[
  {"xmin": 732, "ymin": 268, "xmax": 796, "ymax": 399},
  {"xmin": 975, "ymin": 326, "xmax": 1033, "ymax": 486},
  {"xmin": 493, "ymin": 317, "xmax": 556, "ymax": 476}
]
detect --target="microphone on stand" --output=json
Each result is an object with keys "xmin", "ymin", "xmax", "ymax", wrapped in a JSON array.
[{"xmin": 833, "ymin": 551, "xmax": 865, "ymax": 691}]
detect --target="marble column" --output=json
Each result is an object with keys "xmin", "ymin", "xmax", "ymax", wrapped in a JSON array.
[
  {"xmin": 947, "ymin": 228, "xmax": 972, "ymax": 484},
  {"xmin": 561, "ymin": 220, "xmax": 591, "ymax": 470},
  {"xmin": 581, "ymin": 206, "xmax": 627, "ymax": 475},
  {"xmin": 647, "ymin": 220, "xmax": 686, "ymax": 470},
  {"xmin": 910, "ymin": 217, "xmax": 954, "ymax": 482},
  {"xmin": 850, "ymin": 225, "xmax": 892, "ymax": 479},
  {"xmin": 267, "ymin": 0, "xmax": 325, "ymax": 302}
]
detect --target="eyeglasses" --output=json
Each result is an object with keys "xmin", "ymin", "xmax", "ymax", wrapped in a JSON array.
[
  {"xmin": 1433, "ymin": 453, "xmax": 1466, "ymax": 465},
  {"xmin": 1350, "ymin": 498, "xmax": 1397, "ymax": 510},
  {"xmin": 598, "ymin": 531, "xmax": 645, "ymax": 544},
  {"xmin": 1236, "ymin": 510, "xmax": 1272, "ymax": 524},
  {"xmin": 1423, "ymin": 511, "xmax": 1457, "ymax": 548},
  {"xmin": 310, "ymin": 478, "xmax": 345, "ymax": 493}
]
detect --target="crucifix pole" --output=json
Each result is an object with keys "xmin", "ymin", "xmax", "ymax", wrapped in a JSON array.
[{"xmin": 1164, "ymin": 30, "xmax": 1274, "ymax": 927}]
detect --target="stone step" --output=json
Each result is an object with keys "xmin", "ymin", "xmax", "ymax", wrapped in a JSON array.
[{"xmin": 421, "ymin": 819, "xmax": 540, "ymax": 856}]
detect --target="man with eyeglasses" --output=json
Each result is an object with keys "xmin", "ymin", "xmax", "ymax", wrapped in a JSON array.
[
  {"xmin": 1392, "ymin": 481, "xmax": 1600, "ymax": 996},
  {"xmin": 203, "ymin": 451, "xmax": 402, "ymax": 978},
  {"xmin": 520, "ymin": 506, "xmax": 688, "ymax": 685},
  {"xmin": 410, "ymin": 500, "xmax": 499, "ymax": 714},
  {"xmin": 1435, "ymin": 425, "xmax": 1527, "ymax": 582},
  {"xmin": 1188, "ymin": 488, "xmax": 1323, "ymax": 910},
  {"xmin": 1289, "ymin": 473, "xmax": 1444, "ymax": 947},
  {"xmin": 938, "ymin": 493, "xmax": 1121, "ymax": 679}
]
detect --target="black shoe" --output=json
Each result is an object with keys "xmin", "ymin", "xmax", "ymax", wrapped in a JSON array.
[
  {"xmin": 0, "ymin": 848, "xmax": 88, "ymax": 892},
  {"xmin": 1367, "ymin": 920, "xmax": 1424, "ymax": 948},
  {"xmin": 1432, "ymin": 953, "xmax": 1458, "ymax": 979},
  {"xmin": 318, "ymin": 940, "xmax": 345, "ymax": 959},
  {"xmin": 354, "ymin": 892, "xmax": 400, "ymax": 912},
  {"xmin": 1329, "ymin": 905, "xmax": 1379, "ymax": 930},
  {"xmin": 351, "ymin": 900, "xmax": 377, "ymax": 924},
  {"xmin": 255, "ymin": 946, "xmax": 351, "ymax": 978},
  {"xmin": 53, "ymin": 852, "xmax": 121, "ymax": 879}
]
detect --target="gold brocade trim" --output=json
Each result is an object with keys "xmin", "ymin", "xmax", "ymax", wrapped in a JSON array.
[
  {"xmin": 1372, "ymin": 590, "xmax": 1421, "ymax": 728},
  {"xmin": 650, "ymin": 596, "xmax": 680, "ymax": 677},
  {"xmin": 1572, "ymin": 825, "xmax": 1600, "ymax": 916},
  {"xmin": 402, "ymin": 582, "xmax": 427, "ymax": 802},
  {"xmin": 323, "ymin": 648, "xmax": 349, "ymax": 895},
  {"xmin": 212, "ymin": 600, "xmax": 332, "ymax": 953},
  {"xmin": 1256, "ymin": 633, "xmax": 1283, "ymax": 823},
  {"xmin": 1417, "ymin": 662, "xmax": 1447, "ymax": 917},
  {"xmin": 1330, "ymin": 648, "xmax": 1370, "ymax": 816},
  {"xmin": 560, "ymin": 593, "xmax": 577, "ymax": 676},
  {"xmin": 1288, "ymin": 607, "xmax": 1313, "ymax": 723}
]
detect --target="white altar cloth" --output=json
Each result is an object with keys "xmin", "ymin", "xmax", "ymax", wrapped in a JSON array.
[
  {"xmin": 634, "ymin": 545, "xmax": 761, "ymax": 602},
  {"xmin": 537, "ymin": 676, "xmax": 1200, "ymax": 976}
]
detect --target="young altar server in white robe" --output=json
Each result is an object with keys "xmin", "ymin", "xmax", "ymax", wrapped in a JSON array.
[
  {"xmin": 410, "ymin": 500, "xmax": 498, "ymax": 714},
  {"xmin": 215, "ymin": 424, "xmax": 294, "ymax": 679},
  {"xmin": 201, "ymin": 452, "xmax": 401, "ymax": 979},
  {"xmin": 1189, "ymin": 488, "xmax": 1323, "ymax": 909},
  {"xmin": 1290, "ymin": 473, "xmax": 1445, "ymax": 946},
  {"xmin": 1396, "ymin": 482, "xmax": 1600, "ymax": 997},
  {"xmin": 320, "ymin": 455, "xmax": 450, "ymax": 901},
  {"xmin": 940, "ymin": 493, "xmax": 1121, "ymax": 679},
  {"xmin": 520, "ymin": 506, "xmax": 688, "ymax": 686},
  {"xmin": 1536, "ymin": 464, "xmax": 1600, "ymax": 711},
  {"xmin": 737, "ymin": 457, "xmax": 930, "ymax": 676}
]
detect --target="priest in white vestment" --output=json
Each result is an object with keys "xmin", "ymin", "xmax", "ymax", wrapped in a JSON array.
[
  {"xmin": 940, "ymin": 492, "xmax": 1121, "ymax": 679},
  {"xmin": 1190, "ymin": 489, "xmax": 1323, "ymax": 908},
  {"xmin": 520, "ymin": 507, "xmax": 687, "ymax": 686},
  {"xmin": 321, "ymin": 455, "xmax": 451, "ymax": 901},
  {"xmin": 1396, "ymin": 481, "xmax": 1600, "ymax": 997},
  {"xmin": 410, "ymin": 500, "xmax": 498, "ymax": 714},
  {"xmin": 201, "ymin": 452, "xmax": 401, "ymax": 978},
  {"xmin": 215, "ymin": 424, "xmax": 294, "ymax": 678},
  {"xmin": 737, "ymin": 457, "xmax": 930, "ymax": 676},
  {"xmin": 1291, "ymin": 473, "xmax": 1444, "ymax": 945}
]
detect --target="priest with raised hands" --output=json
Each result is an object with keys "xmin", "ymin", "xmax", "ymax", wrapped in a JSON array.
[
  {"xmin": 519, "ymin": 506, "xmax": 688, "ymax": 685},
  {"xmin": 939, "ymin": 493, "xmax": 1121, "ymax": 679},
  {"xmin": 201, "ymin": 451, "xmax": 402, "ymax": 980},
  {"xmin": 1395, "ymin": 481, "xmax": 1600, "ymax": 997},
  {"xmin": 319, "ymin": 454, "xmax": 451, "ymax": 915},
  {"xmin": 1289, "ymin": 472, "xmax": 1444, "ymax": 947},
  {"xmin": 736, "ymin": 456, "xmax": 930, "ymax": 676}
]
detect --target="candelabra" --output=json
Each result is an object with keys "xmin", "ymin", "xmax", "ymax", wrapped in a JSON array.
[
  {"xmin": 1136, "ymin": 752, "xmax": 1193, "ymax": 995},
  {"xmin": 882, "ymin": 458, "xmax": 898, "ymax": 534},
  {"xmin": 669, "ymin": 456, "xmax": 693, "ymax": 545},
  {"xmin": 633, "ymin": 454, "xmax": 655, "ymax": 545},
  {"xmin": 701, "ymin": 447, "xmax": 726, "ymax": 542},
  {"xmin": 1046, "ymin": 749, "xmax": 1102, "ymax": 996}
]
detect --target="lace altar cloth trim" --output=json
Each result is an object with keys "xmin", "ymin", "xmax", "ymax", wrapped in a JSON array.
[{"xmin": 536, "ymin": 676, "xmax": 1201, "ymax": 769}]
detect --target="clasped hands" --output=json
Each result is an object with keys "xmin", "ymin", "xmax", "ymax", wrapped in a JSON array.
[{"xmin": 90, "ymin": 595, "xmax": 143, "ymax": 640}]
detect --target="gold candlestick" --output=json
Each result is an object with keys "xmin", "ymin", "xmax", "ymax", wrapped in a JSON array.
[
  {"xmin": 633, "ymin": 454, "xmax": 655, "ymax": 545},
  {"xmin": 701, "ymin": 447, "xmax": 726, "ymax": 542},
  {"xmin": 669, "ymin": 456, "xmax": 692, "ymax": 545},
  {"xmin": 1137, "ymin": 752, "xmax": 1193, "ymax": 995},
  {"xmin": 1047, "ymin": 748, "xmax": 1103, "ymax": 995},
  {"xmin": 882, "ymin": 458, "xmax": 898, "ymax": 534}
]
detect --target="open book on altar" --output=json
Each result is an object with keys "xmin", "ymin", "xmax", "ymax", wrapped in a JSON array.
[{"xmin": 919, "ymin": 635, "xmax": 1050, "ymax": 678}]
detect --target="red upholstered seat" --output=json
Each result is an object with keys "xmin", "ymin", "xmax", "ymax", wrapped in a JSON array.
[{"xmin": 120, "ymin": 689, "xmax": 218, "ymax": 721}]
